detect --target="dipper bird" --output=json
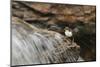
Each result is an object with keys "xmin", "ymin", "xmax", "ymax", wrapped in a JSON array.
[
  {"xmin": 64, "ymin": 27, "xmax": 74, "ymax": 42},
  {"xmin": 64, "ymin": 27, "xmax": 73, "ymax": 38}
]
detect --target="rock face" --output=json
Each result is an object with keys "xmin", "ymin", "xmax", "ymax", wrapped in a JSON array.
[
  {"xmin": 12, "ymin": 1, "xmax": 96, "ymax": 34},
  {"xmin": 12, "ymin": 17, "xmax": 80, "ymax": 66},
  {"xmin": 12, "ymin": 1, "xmax": 96, "ymax": 24}
]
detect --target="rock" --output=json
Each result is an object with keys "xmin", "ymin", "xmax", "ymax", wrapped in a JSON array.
[{"xmin": 12, "ymin": 1, "xmax": 96, "ymax": 24}]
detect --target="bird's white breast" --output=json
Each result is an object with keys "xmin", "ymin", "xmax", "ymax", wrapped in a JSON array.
[{"xmin": 65, "ymin": 30, "xmax": 72, "ymax": 37}]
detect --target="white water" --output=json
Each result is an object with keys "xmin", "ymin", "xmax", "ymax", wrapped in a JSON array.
[{"xmin": 12, "ymin": 17, "xmax": 80, "ymax": 66}]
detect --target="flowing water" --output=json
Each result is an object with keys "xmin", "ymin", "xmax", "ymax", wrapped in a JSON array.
[{"xmin": 12, "ymin": 17, "xmax": 80, "ymax": 66}]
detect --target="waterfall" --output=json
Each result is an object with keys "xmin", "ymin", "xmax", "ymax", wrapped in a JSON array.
[{"xmin": 12, "ymin": 17, "xmax": 80, "ymax": 66}]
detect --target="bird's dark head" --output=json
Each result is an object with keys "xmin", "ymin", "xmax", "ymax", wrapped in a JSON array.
[{"xmin": 64, "ymin": 27, "xmax": 71, "ymax": 31}]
